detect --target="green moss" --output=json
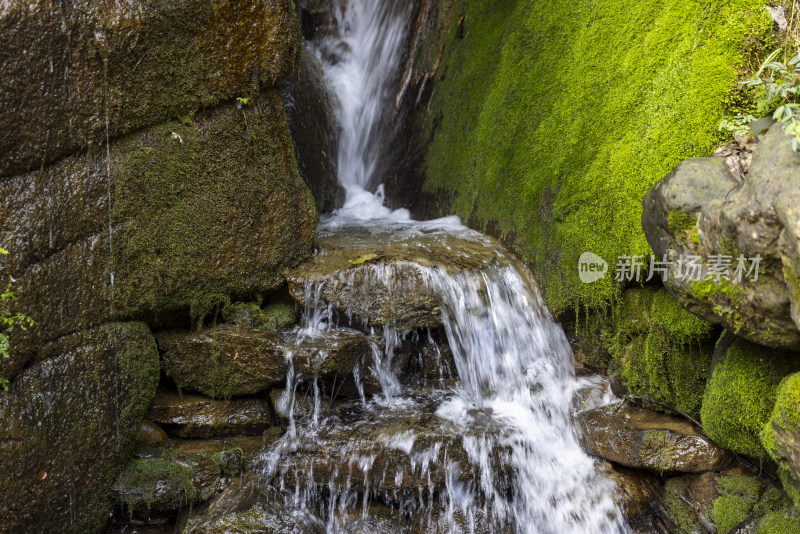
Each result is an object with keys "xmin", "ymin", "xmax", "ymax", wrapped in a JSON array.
[
  {"xmin": 598, "ymin": 287, "xmax": 714, "ymax": 418},
  {"xmin": 115, "ymin": 458, "xmax": 196, "ymax": 514},
  {"xmin": 760, "ymin": 373, "xmax": 800, "ymax": 506},
  {"xmin": 758, "ymin": 510, "xmax": 800, "ymax": 534},
  {"xmin": 712, "ymin": 475, "xmax": 764, "ymax": 533},
  {"xmin": 662, "ymin": 477, "xmax": 698, "ymax": 534},
  {"xmin": 419, "ymin": 0, "xmax": 776, "ymax": 313},
  {"xmin": 701, "ymin": 336, "xmax": 800, "ymax": 458}
]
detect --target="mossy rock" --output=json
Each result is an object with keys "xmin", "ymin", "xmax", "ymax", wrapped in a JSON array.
[
  {"xmin": 158, "ymin": 327, "xmax": 286, "ymax": 399},
  {"xmin": 115, "ymin": 458, "xmax": 198, "ymax": 513},
  {"xmin": 761, "ymin": 372, "xmax": 800, "ymax": 507},
  {"xmin": 146, "ymin": 391, "xmax": 272, "ymax": 439},
  {"xmin": 2, "ymin": 90, "xmax": 318, "ymax": 369},
  {"xmin": 0, "ymin": 322, "xmax": 160, "ymax": 533},
  {"xmin": 701, "ymin": 332, "xmax": 800, "ymax": 458},
  {"xmin": 0, "ymin": 0, "xmax": 301, "ymax": 177}
]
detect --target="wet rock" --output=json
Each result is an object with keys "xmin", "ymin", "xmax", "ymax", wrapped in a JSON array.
[
  {"xmin": 0, "ymin": 0, "xmax": 301, "ymax": 177},
  {"xmin": 285, "ymin": 328, "xmax": 373, "ymax": 382},
  {"xmin": 283, "ymin": 45, "xmax": 345, "ymax": 213},
  {"xmin": 761, "ymin": 372, "xmax": 800, "ymax": 506},
  {"xmin": 171, "ymin": 433, "xmax": 281, "ymax": 471},
  {"xmin": 114, "ymin": 458, "xmax": 204, "ymax": 513},
  {"xmin": 1, "ymin": 91, "xmax": 318, "ymax": 372},
  {"xmin": 402, "ymin": 328, "xmax": 458, "ymax": 386},
  {"xmin": 576, "ymin": 402, "xmax": 735, "ymax": 473},
  {"xmin": 287, "ymin": 224, "xmax": 508, "ymax": 330},
  {"xmin": 146, "ymin": 391, "xmax": 271, "ymax": 439},
  {"xmin": 136, "ymin": 421, "xmax": 170, "ymax": 449},
  {"xmin": 181, "ymin": 474, "xmax": 326, "ymax": 534},
  {"xmin": 270, "ymin": 402, "xmax": 512, "ymax": 503},
  {"xmin": 158, "ymin": 327, "xmax": 286, "ymax": 399},
  {"xmin": 158, "ymin": 326, "xmax": 371, "ymax": 399},
  {"xmin": 0, "ymin": 322, "xmax": 160, "ymax": 534},
  {"xmin": 601, "ymin": 463, "xmax": 661, "ymax": 519},
  {"xmin": 642, "ymin": 123, "xmax": 800, "ymax": 349}
]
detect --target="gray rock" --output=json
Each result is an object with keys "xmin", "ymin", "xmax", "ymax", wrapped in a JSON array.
[
  {"xmin": 575, "ymin": 402, "xmax": 735, "ymax": 473},
  {"xmin": 642, "ymin": 124, "xmax": 800, "ymax": 349}
]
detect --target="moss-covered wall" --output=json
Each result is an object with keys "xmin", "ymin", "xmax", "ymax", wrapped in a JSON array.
[{"xmin": 416, "ymin": 0, "xmax": 776, "ymax": 313}]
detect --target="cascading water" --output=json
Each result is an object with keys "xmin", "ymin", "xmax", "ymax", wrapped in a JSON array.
[{"xmin": 257, "ymin": 1, "xmax": 630, "ymax": 532}]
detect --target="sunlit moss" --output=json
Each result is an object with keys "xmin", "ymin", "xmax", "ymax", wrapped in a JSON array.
[{"xmin": 418, "ymin": 0, "xmax": 776, "ymax": 313}]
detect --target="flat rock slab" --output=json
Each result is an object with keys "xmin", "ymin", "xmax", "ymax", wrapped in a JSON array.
[
  {"xmin": 287, "ymin": 222, "xmax": 510, "ymax": 330},
  {"xmin": 146, "ymin": 391, "xmax": 272, "ymax": 439},
  {"xmin": 576, "ymin": 402, "xmax": 735, "ymax": 473}
]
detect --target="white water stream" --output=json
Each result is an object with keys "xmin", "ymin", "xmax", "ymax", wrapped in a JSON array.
[{"xmin": 258, "ymin": 1, "xmax": 630, "ymax": 532}]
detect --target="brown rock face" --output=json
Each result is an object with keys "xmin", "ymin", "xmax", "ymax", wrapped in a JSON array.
[
  {"xmin": 0, "ymin": 322, "xmax": 160, "ymax": 534},
  {"xmin": 0, "ymin": 0, "xmax": 301, "ymax": 178},
  {"xmin": 575, "ymin": 402, "xmax": 735, "ymax": 473},
  {"xmin": 1, "ymin": 91, "xmax": 318, "ymax": 376}
]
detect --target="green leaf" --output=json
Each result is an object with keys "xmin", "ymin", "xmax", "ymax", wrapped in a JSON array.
[
  {"xmin": 0, "ymin": 248, "xmax": 7, "ymax": 255},
  {"xmin": 348, "ymin": 254, "xmax": 378, "ymax": 265}
]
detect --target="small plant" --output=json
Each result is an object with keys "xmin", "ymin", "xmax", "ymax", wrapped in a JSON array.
[
  {"xmin": 1, "ymin": 248, "xmax": 35, "ymax": 391},
  {"xmin": 236, "ymin": 97, "xmax": 249, "ymax": 108},
  {"xmin": 718, "ymin": 113, "xmax": 757, "ymax": 137},
  {"xmin": 740, "ymin": 48, "xmax": 800, "ymax": 151}
]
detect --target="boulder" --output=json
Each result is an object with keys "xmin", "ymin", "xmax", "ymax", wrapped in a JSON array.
[
  {"xmin": 0, "ymin": 0, "xmax": 301, "ymax": 177},
  {"xmin": 287, "ymin": 224, "xmax": 506, "ymax": 330},
  {"xmin": 283, "ymin": 46, "xmax": 345, "ymax": 213},
  {"xmin": 575, "ymin": 402, "xmax": 735, "ymax": 473},
  {"xmin": 1, "ymin": 90, "xmax": 318, "ymax": 376},
  {"xmin": 761, "ymin": 372, "xmax": 800, "ymax": 506},
  {"xmin": 115, "ymin": 433, "xmax": 278, "ymax": 515},
  {"xmin": 642, "ymin": 124, "xmax": 800, "ymax": 349},
  {"xmin": 0, "ymin": 322, "xmax": 160, "ymax": 534},
  {"xmin": 146, "ymin": 391, "xmax": 272, "ymax": 439}
]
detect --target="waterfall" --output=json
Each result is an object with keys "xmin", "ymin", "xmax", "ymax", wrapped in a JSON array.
[{"xmin": 257, "ymin": 1, "xmax": 630, "ymax": 532}]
